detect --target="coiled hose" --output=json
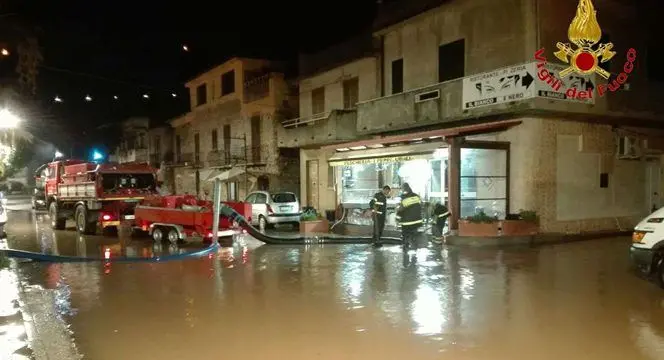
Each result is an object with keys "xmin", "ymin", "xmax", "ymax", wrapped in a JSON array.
[{"xmin": 219, "ymin": 205, "xmax": 404, "ymax": 245}]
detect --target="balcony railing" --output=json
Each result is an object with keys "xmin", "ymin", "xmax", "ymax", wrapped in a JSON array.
[
  {"xmin": 243, "ymin": 73, "xmax": 270, "ymax": 103},
  {"xmin": 207, "ymin": 144, "xmax": 273, "ymax": 167},
  {"xmin": 175, "ymin": 152, "xmax": 193, "ymax": 164},
  {"xmin": 278, "ymin": 110, "xmax": 359, "ymax": 148}
]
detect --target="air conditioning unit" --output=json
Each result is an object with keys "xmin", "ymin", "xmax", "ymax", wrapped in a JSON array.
[{"xmin": 616, "ymin": 136, "xmax": 641, "ymax": 159}]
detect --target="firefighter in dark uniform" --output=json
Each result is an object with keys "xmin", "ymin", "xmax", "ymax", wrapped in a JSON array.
[
  {"xmin": 396, "ymin": 182, "xmax": 423, "ymax": 251},
  {"xmin": 431, "ymin": 202, "xmax": 450, "ymax": 244},
  {"xmin": 369, "ymin": 185, "xmax": 391, "ymax": 248}
]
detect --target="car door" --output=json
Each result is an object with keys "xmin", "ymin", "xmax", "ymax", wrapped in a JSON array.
[
  {"xmin": 254, "ymin": 192, "xmax": 269, "ymax": 220},
  {"xmin": 245, "ymin": 193, "xmax": 257, "ymax": 225}
]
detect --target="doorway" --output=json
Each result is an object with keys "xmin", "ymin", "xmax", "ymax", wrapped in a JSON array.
[
  {"xmin": 257, "ymin": 175, "xmax": 269, "ymax": 191},
  {"xmin": 306, "ymin": 160, "xmax": 319, "ymax": 209},
  {"xmin": 646, "ymin": 161, "xmax": 661, "ymax": 212}
]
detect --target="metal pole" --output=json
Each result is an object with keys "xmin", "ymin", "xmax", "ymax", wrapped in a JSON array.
[
  {"xmin": 244, "ymin": 134, "xmax": 248, "ymax": 196},
  {"xmin": 211, "ymin": 178, "xmax": 222, "ymax": 244}
]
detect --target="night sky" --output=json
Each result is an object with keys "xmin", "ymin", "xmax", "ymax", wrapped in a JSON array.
[{"xmin": 2, "ymin": 0, "xmax": 378, "ymax": 153}]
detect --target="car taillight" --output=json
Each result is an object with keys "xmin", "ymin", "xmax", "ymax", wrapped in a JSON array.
[
  {"xmin": 102, "ymin": 214, "xmax": 112, "ymax": 221},
  {"xmin": 267, "ymin": 205, "xmax": 274, "ymax": 214}
]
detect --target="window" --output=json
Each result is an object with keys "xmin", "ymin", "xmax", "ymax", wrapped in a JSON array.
[
  {"xmin": 391, "ymin": 59, "xmax": 403, "ymax": 94},
  {"xmin": 196, "ymin": 84, "xmax": 207, "ymax": 106},
  {"xmin": 175, "ymin": 135, "xmax": 182, "ymax": 158},
  {"xmin": 245, "ymin": 193, "xmax": 257, "ymax": 203},
  {"xmin": 211, "ymin": 129, "xmax": 218, "ymax": 151},
  {"xmin": 271, "ymin": 193, "xmax": 296, "ymax": 203},
  {"xmin": 251, "ymin": 114, "xmax": 261, "ymax": 162},
  {"xmin": 328, "ymin": 165, "xmax": 335, "ymax": 188},
  {"xmin": 227, "ymin": 182, "xmax": 238, "ymax": 201},
  {"xmin": 648, "ymin": 44, "xmax": 664, "ymax": 82},
  {"xmin": 221, "ymin": 70, "xmax": 235, "ymax": 96},
  {"xmin": 223, "ymin": 125, "xmax": 231, "ymax": 162},
  {"xmin": 343, "ymin": 77, "xmax": 359, "ymax": 109},
  {"xmin": 255, "ymin": 192, "xmax": 267, "ymax": 203},
  {"xmin": 311, "ymin": 87, "xmax": 325, "ymax": 115},
  {"xmin": 600, "ymin": 173, "xmax": 609, "ymax": 188},
  {"xmin": 438, "ymin": 39, "xmax": 465, "ymax": 83},
  {"xmin": 153, "ymin": 135, "xmax": 161, "ymax": 155},
  {"xmin": 194, "ymin": 133, "xmax": 200, "ymax": 163}
]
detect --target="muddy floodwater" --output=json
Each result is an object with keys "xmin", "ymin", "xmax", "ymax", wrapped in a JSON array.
[{"xmin": 2, "ymin": 208, "xmax": 664, "ymax": 359}]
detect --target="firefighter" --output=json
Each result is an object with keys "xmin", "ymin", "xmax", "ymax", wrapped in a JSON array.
[
  {"xmin": 369, "ymin": 185, "xmax": 391, "ymax": 248},
  {"xmin": 431, "ymin": 202, "xmax": 450, "ymax": 244},
  {"xmin": 396, "ymin": 182, "xmax": 423, "ymax": 251}
]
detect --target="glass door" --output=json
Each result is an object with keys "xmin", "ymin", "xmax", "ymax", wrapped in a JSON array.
[{"xmin": 460, "ymin": 147, "xmax": 508, "ymax": 219}]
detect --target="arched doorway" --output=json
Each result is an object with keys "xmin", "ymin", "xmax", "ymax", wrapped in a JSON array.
[{"xmin": 257, "ymin": 175, "xmax": 269, "ymax": 191}]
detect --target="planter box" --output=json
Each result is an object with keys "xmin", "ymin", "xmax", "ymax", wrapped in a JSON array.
[
  {"xmin": 459, "ymin": 220, "xmax": 499, "ymax": 237},
  {"xmin": 501, "ymin": 220, "xmax": 539, "ymax": 236},
  {"xmin": 300, "ymin": 219, "xmax": 329, "ymax": 234}
]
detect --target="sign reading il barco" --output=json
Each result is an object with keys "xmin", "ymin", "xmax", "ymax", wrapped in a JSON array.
[{"xmin": 534, "ymin": 0, "xmax": 637, "ymax": 100}]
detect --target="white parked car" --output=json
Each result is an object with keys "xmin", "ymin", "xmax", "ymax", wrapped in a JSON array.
[
  {"xmin": 244, "ymin": 191, "xmax": 301, "ymax": 230},
  {"xmin": 631, "ymin": 207, "xmax": 664, "ymax": 288},
  {"xmin": 0, "ymin": 201, "xmax": 7, "ymax": 236}
]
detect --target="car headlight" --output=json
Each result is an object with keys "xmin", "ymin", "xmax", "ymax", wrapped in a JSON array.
[{"xmin": 647, "ymin": 218, "xmax": 664, "ymax": 223}]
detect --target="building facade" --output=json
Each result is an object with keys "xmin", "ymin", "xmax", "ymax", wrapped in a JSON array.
[
  {"xmin": 281, "ymin": 0, "xmax": 664, "ymax": 235},
  {"xmin": 109, "ymin": 117, "xmax": 150, "ymax": 164},
  {"xmin": 168, "ymin": 57, "xmax": 299, "ymax": 200}
]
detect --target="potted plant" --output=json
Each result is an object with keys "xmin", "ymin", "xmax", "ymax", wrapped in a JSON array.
[
  {"xmin": 459, "ymin": 211, "xmax": 500, "ymax": 236},
  {"xmin": 501, "ymin": 210, "xmax": 539, "ymax": 236},
  {"xmin": 299, "ymin": 207, "xmax": 330, "ymax": 233}
]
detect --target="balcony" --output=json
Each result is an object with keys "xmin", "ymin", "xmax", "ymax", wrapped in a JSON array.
[
  {"xmin": 277, "ymin": 110, "xmax": 359, "ymax": 148},
  {"xmin": 356, "ymin": 64, "xmax": 664, "ymax": 135},
  {"xmin": 175, "ymin": 152, "xmax": 193, "ymax": 165},
  {"xmin": 243, "ymin": 73, "xmax": 270, "ymax": 103},
  {"xmin": 113, "ymin": 148, "xmax": 149, "ymax": 164},
  {"xmin": 207, "ymin": 144, "xmax": 272, "ymax": 167}
]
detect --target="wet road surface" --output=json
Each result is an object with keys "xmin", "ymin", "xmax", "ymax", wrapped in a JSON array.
[{"xmin": 2, "ymin": 199, "xmax": 664, "ymax": 359}]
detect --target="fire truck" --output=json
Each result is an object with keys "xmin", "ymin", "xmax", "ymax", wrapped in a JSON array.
[{"xmin": 42, "ymin": 159, "xmax": 158, "ymax": 234}]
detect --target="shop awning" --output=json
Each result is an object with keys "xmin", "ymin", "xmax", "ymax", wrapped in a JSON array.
[
  {"xmin": 321, "ymin": 119, "xmax": 522, "ymax": 151},
  {"xmin": 328, "ymin": 142, "xmax": 445, "ymax": 166},
  {"xmin": 207, "ymin": 167, "xmax": 246, "ymax": 182}
]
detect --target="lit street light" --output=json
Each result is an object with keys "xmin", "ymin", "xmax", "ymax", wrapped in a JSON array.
[
  {"xmin": 54, "ymin": 96, "xmax": 63, "ymax": 103},
  {"xmin": 142, "ymin": 94, "xmax": 149, "ymax": 99},
  {"xmin": 171, "ymin": 93, "xmax": 177, "ymax": 97},
  {"xmin": 1, "ymin": 48, "xmax": 9, "ymax": 56},
  {"xmin": 85, "ymin": 95, "xmax": 92, "ymax": 102},
  {"xmin": 0, "ymin": 109, "xmax": 21, "ymax": 128}
]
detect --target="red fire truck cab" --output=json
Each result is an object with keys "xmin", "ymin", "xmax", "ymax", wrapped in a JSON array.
[{"xmin": 43, "ymin": 159, "xmax": 158, "ymax": 234}]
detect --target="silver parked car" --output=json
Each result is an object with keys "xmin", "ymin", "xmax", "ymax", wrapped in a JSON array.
[{"xmin": 245, "ymin": 191, "xmax": 301, "ymax": 229}]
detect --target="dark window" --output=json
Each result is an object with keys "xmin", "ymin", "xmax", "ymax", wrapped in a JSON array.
[
  {"xmin": 343, "ymin": 77, "xmax": 359, "ymax": 108},
  {"xmin": 648, "ymin": 44, "xmax": 664, "ymax": 82},
  {"xmin": 221, "ymin": 70, "xmax": 235, "ymax": 96},
  {"xmin": 194, "ymin": 133, "xmax": 200, "ymax": 163},
  {"xmin": 223, "ymin": 125, "xmax": 231, "ymax": 162},
  {"xmin": 391, "ymin": 59, "xmax": 403, "ymax": 94},
  {"xmin": 153, "ymin": 135, "xmax": 161, "ymax": 155},
  {"xmin": 211, "ymin": 129, "xmax": 218, "ymax": 151},
  {"xmin": 312, "ymin": 87, "xmax": 325, "ymax": 115},
  {"xmin": 196, "ymin": 84, "xmax": 207, "ymax": 106},
  {"xmin": 599, "ymin": 33, "xmax": 611, "ymax": 75},
  {"xmin": 175, "ymin": 135, "xmax": 182, "ymax": 157},
  {"xmin": 438, "ymin": 39, "xmax": 465, "ymax": 82},
  {"xmin": 600, "ymin": 173, "xmax": 609, "ymax": 188},
  {"xmin": 271, "ymin": 193, "xmax": 296, "ymax": 203},
  {"xmin": 251, "ymin": 114, "xmax": 261, "ymax": 162}
]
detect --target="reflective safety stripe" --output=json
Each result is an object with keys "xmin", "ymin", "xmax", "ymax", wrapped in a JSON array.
[
  {"xmin": 401, "ymin": 196, "xmax": 421, "ymax": 207},
  {"xmin": 400, "ymin": 219, "xmax": 423, "ymax": 226},
  {"xmin": 438, "ymin": 211, "xmax": 450, "ymax": 218},
  {"xmin": 395, "ymin": 215, "xmax": 401, "ymax": 219},
  {"xmin": 373, "ymin": 201, "xmax": 384, "ymax": 205},
  {"xmin": 373, "ymin": 211, "xmax": 383, "ymax": 215}
]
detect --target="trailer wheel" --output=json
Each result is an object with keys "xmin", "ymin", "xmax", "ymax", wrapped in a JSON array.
[
  {"xmin": 166, "ymin": 228, "xmax": 179, "ymax": 245},
  {"xmin": 49, "ymin": 202, "xmax": 66, "ymax": 230},
  {"xmin": 152, "ymin": 227, "xmax": 164, "ymax": 242},
  {"xmin": 75, "ymin": 205, "xmax": 97, "ymax": 235}
]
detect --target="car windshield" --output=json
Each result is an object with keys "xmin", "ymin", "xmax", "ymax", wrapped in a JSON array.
[
  {"xmin": 102, "ymin": 173, "xmax": 156, "ymax": 191},
  {"xmin": 271, "ymin": 193, "xmax": 296, "ymax": 203}
]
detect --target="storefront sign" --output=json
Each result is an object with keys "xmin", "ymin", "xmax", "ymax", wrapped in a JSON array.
[
  {"xmin": 462, "ymin": 62, "xmax": 595, "ymax": 110},
  {"xmin": 462, "ymin": 64, "xmax": 536, "ymax": 110},
  {"xmin": 533, "ymin": 0, "xmax": 637, "ymax": 98},
  {"xmin": 329, "ymin": 154, "xmax": 429, "ymax": 167}
]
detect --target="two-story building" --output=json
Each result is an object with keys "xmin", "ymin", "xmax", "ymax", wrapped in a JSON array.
[
  {"xmin": 109, "ymin": 117, "xmax": 149, "ymax": 164},
  {"xmin": 280, "ymin": 0, "xmax": 664, "ymax": 236},
  {"xmin": 168, "ymin": 57, "xmax": 299, "ymax": 200}
]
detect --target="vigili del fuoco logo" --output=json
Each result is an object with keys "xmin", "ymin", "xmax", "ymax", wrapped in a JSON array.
[{"xmin": 534, "ymin": 0, "xmax": 637, "ymax": 100}]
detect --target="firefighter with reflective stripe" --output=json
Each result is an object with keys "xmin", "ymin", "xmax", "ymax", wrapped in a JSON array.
[
  {"xmin": 396, "ymin": 182, "xmax": 423, "ymax": 250},
  {"xmin": 431, "ymin": 202, "xmax": 450, "ymax": 244},
  {"xmin": 369, "ymin": 185, "xmax": 391, "ymax": 248}
]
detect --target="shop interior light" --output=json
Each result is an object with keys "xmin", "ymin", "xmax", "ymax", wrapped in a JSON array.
[
  {"xmin": 336, "ymin": 148, "xmax": 350, "ymax": 152},
  {"xmin": 433, "ymin": 148, "xmax": 449, "ymax": 159},
  {"xmin": 349, "ymin": 146, "xmax": 367, "ymax": 150}
]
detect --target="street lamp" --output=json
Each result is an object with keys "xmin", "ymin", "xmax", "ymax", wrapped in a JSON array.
[
  {"xmin": 1, "ymin": 48, "xmax": 9, "ymax": 56},
  {"xmin": 0, "ymin": 109, "xmax": 20, "ymax": 128}
]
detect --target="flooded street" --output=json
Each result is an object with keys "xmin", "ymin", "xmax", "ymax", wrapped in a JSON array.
[{"xmin": 2, "ymin": 200, "xmax": 664, "ymax": 359}]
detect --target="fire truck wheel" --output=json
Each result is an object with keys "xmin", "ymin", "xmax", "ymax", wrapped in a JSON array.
[
  {"xmin": 166, "ymin": 228, "xmax": 179, "ymax": 245},
  {"xmin": 152, "ymin": 227, "xmax": 164, "ymax": 242},
  {"xmin": 75, "ymin": 205, "xmax": 97, "ymax": 235},
  {"xmin": 49, "ymin": 202, "xmax": 66, "ymax": 230}
]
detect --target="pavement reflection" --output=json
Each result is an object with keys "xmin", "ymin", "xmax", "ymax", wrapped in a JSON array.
[{"xmin": 3, "ymin": 207, "xmax": 664, "ymax": 359}]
